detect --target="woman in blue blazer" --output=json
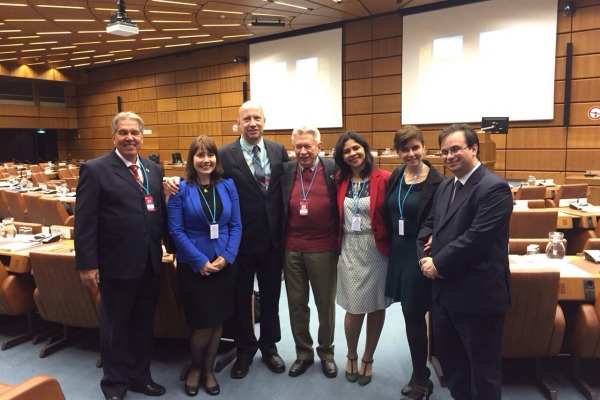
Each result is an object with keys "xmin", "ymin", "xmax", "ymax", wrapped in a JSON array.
[{"xmin": 168, "ymin": 135, "xmax": 242, "ymax": 397}]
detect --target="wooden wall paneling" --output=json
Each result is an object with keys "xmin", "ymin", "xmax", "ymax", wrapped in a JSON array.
[
  {"xmin": 198, "ymin": 108, "xmax": 221, "ymax": 122},
  {"xmin": 157, "ymin": 137, "xmax": 180, "ymax": 149},
  {"xmin": 345, "ymin": 96, "xmax": 372, "ymax": 115},
  {"xmin": 371, "ymin": 131, "xmax": 395, "ymax": 150},
  {"xmin": 345, "ymin": 78, "xmax": 373, "ymax": 97},
  {"xmin": 373, "ymin": 94, "xmax": 401, "ymax": 113},
  {"xmin": 137, "ymin": 87, "xmax": 158, "ymax": 101},
  {"xmin": 572, "ymin": 54, "xmax": 600, "ymax": 79},
  {"xmin": 142, "ymin": 113, "xmax": 158, "ymax": 127},
  {"xmin": 176, "ymin": 96, "xmax": 199, "ymax": 111},
  {"xmin": 198, "ymin": 80, "xmax": 222, "ymax": 95},
  {"xmin": 345, "ymin": 41, "xmax": 373, "ymax": 62},
  {"xmin": 345, "ymin": 115, "xmax": 372, "ymax": 133},
  {"xmin": 177, "ymin": 110, "xmax": 200, "ymax": 124},
  {"xmin": 345, "ymin": 60, "xmax": 373, "ymax": 80},
  {"xmin": 156, "ymin": 111, "xmax": 178, "ymax": 125},
  {"xmin": 198, "ymin": 65, "xmax": 220, "ymax": 81},
  {"xmin": 570, "ymin": 102, "xmax": 600, "ymax": 125},
  {"xmin": 504, "ymin": 171, "xmax": 566, "ymax": 184},
  {"xmin": 220, "ymin": 76, "xmax": 246, "ymax": 93},
  {"xmin": 221, "ymin": 106, "xmax": 239, "ymax": 122},
  {"xmin": 344, "ymin": 19, "xmax": 372, "ymax": 44},
  {"xmin": 156, "ymin": 85, "xmax": 177, "ymax": 99},
  {"xmin": 220, "ymin": 92, "xmax": 243, "ymax": 108},
  {"xmin": 372, "ymin": 14, "xmax": 401, "ymax": 40},
  {"xmin": 141, "ymin": 136, "xmax": 159, "ymax": 150},
  {"xmin": 506, "ymin": 150, "xmax": 566, "ymax": 171},
  {"xmin": 373, "ymin": 37, "xmax": 402, "ymax": 58},
  {"xmin": 175, "ymin": 69, "xmax": 198, "ymax": 84},
  {"xmin": 567, "ymin": 126, "xmax": 600, "ymax": 147},
  {"xmin": 572, "ymin": 30, "xmax": 600, "ymax": 55},
  {"xmin": 372, "ymin": 75, "xmax": 401, "ymax": 95},
  {"xmin": 373, "ymin": 113, "xmax": 401, "ymax": 133},
  {"xmin": 198, "ymin": 122, "xmax": 222, "ymax": 136},
  {"xmin": 198, "ymin": 94, "xmax": 221, "ymax": 109},
  {"xmin": 155, "ymin": 72, "xmax": 176, "ymax": 87},
  {"xmin": 176, "ymin": 82, "xmax": 198, "ymax": 97},
  {"xmin": 136, "ymin": 75, "xmax": 156, "ymax": 89},
  {"xmin": 570, "ymin": 77, "xmax": 600, "ymax": 101},
  {"xmin": 507, "ymin": 127, "xmax": 567, "ymax": 148},
  {"xmin": 566, "ymin": 149, "xmax": 600, "ymax": 171},
  {"xmin": 157, "ymin": 98, "xmax": 178, "ymax": 112},
  {"xmin": 372, "ymin": 56, "xmax": 401, "ymax": 77}
]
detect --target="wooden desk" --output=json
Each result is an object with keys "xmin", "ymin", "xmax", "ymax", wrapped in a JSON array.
[
  {"xmin": 565, "ymin": 174, "xmax": 600, "ymax": 205},
  {"xmin": 0, "ymin": 239, "xmax": 74, "ymax": 274},
  {"xmin": 162, "ymin": 164, "xmax": 185, "ymax": 178},
  {"xmin": 509, "ymin": 255, "xmax": 600, "ymax": 301},
  {"xmin": 559, "ymin": 206, "xmax": 600, "ymax": 229}
]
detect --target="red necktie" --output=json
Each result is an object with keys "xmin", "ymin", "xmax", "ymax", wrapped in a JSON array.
[{"xmin": 129, "ymin": 164, "xmax": 143, "ymax": 185}]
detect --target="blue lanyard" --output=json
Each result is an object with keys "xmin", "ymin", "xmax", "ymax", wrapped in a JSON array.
[
  {"xmin": 299, "ymin": 158, "xmax": 319, "ymax": 201},
  {"xmin": 397, "ymin": 163, "xmax": 424, "ymax": 220},
  {"xmin": 134, "ymin": 160, "xmax": 150, "ymax": 195},
  {"xmin": 241, "ymin": 144, "xmax": 267, "ymax": 176},
  {"xmin": 352, "ymin": 179, "xmax": 369, "ymax": 216},
  {"xmin": 197, "ymin": 184, "xmax": 217, "ymax": 223}
]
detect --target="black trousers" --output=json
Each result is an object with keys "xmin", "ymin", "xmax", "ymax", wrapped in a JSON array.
[
  {"xmin": 431, "ymin": 300, "xmax": 505, "ymax": 400},
  {"xmin": 233, "ymin": 247, "xmax": 283, "ymax": 359},
  {"xmin": 98, "ymin": 263, "xmax": 161, "ymax": 398}
]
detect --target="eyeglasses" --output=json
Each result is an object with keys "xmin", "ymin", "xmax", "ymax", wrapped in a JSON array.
[
  {"xmin": 440, "ymin": 145, "xmax": 469, "ymax": 157},
  {"xmin": 116, "ymin": 129, "xmax": 141, "ymax": 137}
]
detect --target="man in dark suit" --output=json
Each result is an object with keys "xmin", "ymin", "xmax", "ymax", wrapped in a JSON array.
[
  {"xmin": 75, "ymin": 112, "xmax": 167, "ymax": 400},
  {"xmin": 417, "ymin": 123, "xmax": 513, "ymax": 400},
  {"xmin": 281, "ymin": 126, "xmax": 339, "ymax": 378},
  {"xmin": 220, "ymin": 101, "xmax": 290, "ymax": 378}
]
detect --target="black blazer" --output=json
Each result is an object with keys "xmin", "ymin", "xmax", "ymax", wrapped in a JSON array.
[
  {"xmin": 280, "ymin": 157, "xmax": 339, "ymax": 245},
  {"xmin": 384, "ymin": 159, "xmax": 446, "ymax": 238},
  {"xmin": 417, "ymin": 165, "xmax": 513, "ymax": 314},
  {"xmin": 74, "ymin": 149, "xmax": 165, "ymax": 279},
  {"xmin": 220, "ymin": 138, "xmax": 289, "ymax": 255}
]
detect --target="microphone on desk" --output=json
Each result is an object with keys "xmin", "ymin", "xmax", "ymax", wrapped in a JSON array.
[
  {"xmin": 11, "ymin": 158, "xmax": 21, "ymax": 164},
  {"xmin": 24, "ymin": 160, "xmax": 33, "ymax": 165},
  {"xmin": 480, "ymin": 123, "xmax": 498, "ymax": 132}
]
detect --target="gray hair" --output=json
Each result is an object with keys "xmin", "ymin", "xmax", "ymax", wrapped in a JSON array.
[
  {"xmin": 291, "ymin": 126, "xmax": 321, "ymax": 143},
  {"xmin": 111, "ymin": 111, "xmax": 144, "ymax": 133}
]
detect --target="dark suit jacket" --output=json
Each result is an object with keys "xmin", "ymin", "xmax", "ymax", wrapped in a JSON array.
[
  {"xmin": 281, "ymin": 157, "xmax": 339, "ymax": 246},
  {"xmin": 336, "ymin": 168, "xmax": 391, "ymax": 256},
  {"xmin": 74, "ymin": 149, "xmax": 165, "ymax": 279},
  {"xmin": 220, "ymin": 138, "xmax": 289, "ymax": 255},
  {"xmin": 167, "ymin": 178, "xmax": 242, "ymax": 273},
  {"xmin": 417, "ymin": 165, "xmax": 513, "ymax": 314}
]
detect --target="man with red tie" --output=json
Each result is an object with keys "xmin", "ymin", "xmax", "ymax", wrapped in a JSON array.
[{"xmin": 75, "ymin": 112, "xmax": 167, "ymax": 400}]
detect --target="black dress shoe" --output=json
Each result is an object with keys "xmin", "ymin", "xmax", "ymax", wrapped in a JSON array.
[
  {"xmin": 130, "ymin": 381, "xmax": 166, "ymax": 396},
  {"xmin": 205, "ymin": 383, "xmax": 220, "ymax": 396},
  {"xmin": 321, "ymin": 359, "xmax": 338, "ymax": 378},
  {"xmin": 288, "ymin": 359, "xmax": 314, "ymax": 377},
  {"xmin": 230, "ymin": 356, "xmax": 253, "ymax": 379},
  {"xmin": 262, "ymin": 353, "xmax": 286, "ymax": 373},
  {"xmin": 184, "ymin": 382, "xmax": 200, "ymax": 397}
]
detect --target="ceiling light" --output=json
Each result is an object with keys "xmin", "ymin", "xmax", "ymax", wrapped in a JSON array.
[
  {"xmin": 202, "ymin": 9, "xmax": 244, "ymax": 15},
  {"xmin": 232, "ymin": 56, "xmax": 247, "ymax": 64},
  {"xmin": 107, "ymin": 0, "xmax": 139, "ymax": 37},
  {"xmin": 165, "ymin": 43, "xmax": 191, "ymax": 48},
  {"xmin": 38, "ymin": 5, "xmax": 84, "ymax": 9},
  {"xmin": 153, "ymin": 0, "xmax": 198, "ymax": 6},
  {"xmin": 149, "ymin": 10, "xmax": 191, "ymax": 15},
  {"xmin": 251, "ymin": 19, "xmax": 285, "ymax": 27},
  {"xmin": 269, "ymin": 1, "xmax": 308, "ymax": 10},
  {"xmin": 0, "ymin": 2, "xmax": 27, "ymax": 6},
  {"xmin": 202, "ymin": 24, "xmax": 240, "ymax": 27},
  {"xmin": 223, "ymin": 34, "xmax": 254, "ymax": 38}
]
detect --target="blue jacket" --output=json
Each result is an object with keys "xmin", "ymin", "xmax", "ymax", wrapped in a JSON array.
[{"xmin": 168, "ymin": 178, "xmax": 242, "ymax": 273}]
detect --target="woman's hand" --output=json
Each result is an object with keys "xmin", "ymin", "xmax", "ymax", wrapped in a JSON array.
[{"xmin": 211, "ymin": 256, "xmax": 228, "ymax": 271}]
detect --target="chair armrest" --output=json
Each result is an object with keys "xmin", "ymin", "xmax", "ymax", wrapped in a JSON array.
[{"xmin": 0, "ymin": 375, "xmax": 65, "ymax": 400}]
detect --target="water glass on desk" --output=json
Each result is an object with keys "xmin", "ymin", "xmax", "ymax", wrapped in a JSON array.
[{"xmin": 1, "ymin": 218, "xmax": 16, "ymax": 239}]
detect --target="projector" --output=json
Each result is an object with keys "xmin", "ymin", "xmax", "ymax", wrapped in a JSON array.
[{"xmin": 106, "ymin": 20, "xmax": 139, "ymax": 37}]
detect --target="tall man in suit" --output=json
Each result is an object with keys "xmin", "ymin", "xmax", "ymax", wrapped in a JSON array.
[
  {"xmin": 221, "ymin": 101, "xmax": 290, "ymax": 378},
  {"xmin": 75, "ymin": 112, "xmax": 167, "ymax": 400},
  {"xmin": 281, "ymin": 126, "xmax": 339, "ymax": 378},
  {"xmin": 417, "ymin": 123, "xmax": 513, "ymax": 400}
]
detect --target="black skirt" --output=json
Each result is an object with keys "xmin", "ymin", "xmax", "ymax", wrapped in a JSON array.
[{"xmin": 176, "ymin": 261, "xmax": 236, "ymax": 329}]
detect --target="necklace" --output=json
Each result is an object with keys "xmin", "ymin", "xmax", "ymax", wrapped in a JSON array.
[{"xmin": 198, "ymin": 183, "xmax": 211, "ymax": 193}]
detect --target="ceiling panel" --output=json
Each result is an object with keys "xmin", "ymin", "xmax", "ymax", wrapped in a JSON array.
[{"xmin": 0, "ymin": 0, "xmax": 451, "ymax": 71}]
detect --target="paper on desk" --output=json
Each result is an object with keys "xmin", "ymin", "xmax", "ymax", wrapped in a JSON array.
[
  {"xmin": 0, "ymin": 241, "xmax": 43, "ymax": 252},
  {"xmin": 509, "ymin": 255, "xmax": 591, "ymax": 277}
]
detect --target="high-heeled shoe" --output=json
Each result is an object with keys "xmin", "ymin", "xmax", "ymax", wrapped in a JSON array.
[
  {"xmin": 402, "ymin": 367, "xmax": 430, "ymax": 395},
  {"xmin": 205, "ymin": 383, "xmax": 220, "ymax": 396},
  {"xmin": 345, "ymin": 356, "xmax": 358, "ymax": 382},
  {"xmin": 357, "ymin": 359, "xmax": 373, "ymax": 386},
  {"xmin": 400, "ymin": 379, "xmax": 433, "ymax": 400}
]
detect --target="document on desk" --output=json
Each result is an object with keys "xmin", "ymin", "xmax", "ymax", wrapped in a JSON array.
[
  {"xmin": 0, "ymin": 241, "xmax": 44, "ymax": 252},
  {"xmin": 509, "ymin": 255, "xmax": 591, "ymax": 277}
]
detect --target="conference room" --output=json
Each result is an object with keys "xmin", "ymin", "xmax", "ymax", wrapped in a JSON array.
[{"xmin": 1, "ymin": 0, "xmax": 600, "ymax": 399}]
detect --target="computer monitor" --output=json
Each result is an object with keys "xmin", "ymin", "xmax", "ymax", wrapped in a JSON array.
[
  {"xmin": 172, "ymin": 152, "xmax": 182, "ymax": 165},
  {"xmin": 480, "ymin": 117, "xmax": 509, "ymax": 134},
  {"xmin": 148, "ymin": 154, "xmax": 160, "ymax": 164}
]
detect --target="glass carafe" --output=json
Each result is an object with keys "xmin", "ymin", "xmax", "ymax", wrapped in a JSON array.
[
  {"xmin": 1, "ymin": 217, "xmax": 17, "ymax": 239},
  {"xmin": 545, "ymin": 231, "xmax": 566, "ymax": 259}
]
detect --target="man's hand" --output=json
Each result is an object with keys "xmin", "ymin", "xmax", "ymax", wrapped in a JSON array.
[
  {"xmin": 420, "ymin": 257, "xmax": 441, "ymax": 280},
  {"xmin": 423, "ymin": 235, "xmax": 433, "ymax": 253},
  {"xmin": 79, "ymin": 269, "xmax": 100, "ymax": 289},
  {"xmin": 163, "ymin": 176, "xmax": 181, "ymax": 196}
]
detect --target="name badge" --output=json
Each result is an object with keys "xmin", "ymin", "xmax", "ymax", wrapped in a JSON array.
[
  {"xmin": 145, "ymin": 195, "xmax": 155, "ymax": 212},
  {"xmin": 210, "ymin": 224, "xmax": 219, "ymax": 239},
  {"xmin": 398, "ymin": 219, "xmax": 404, "ymax": 236},
  {"xmin": 299, "ymin": 200, "xmax": 309, "ymax": 216},
  {"xmin": 351, "ymin": 215, "xmax": 361, "ymax": 231}
]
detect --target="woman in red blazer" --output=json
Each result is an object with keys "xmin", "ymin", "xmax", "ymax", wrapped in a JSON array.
[{"xmin": 334, "ymin": 131, "xmax": 391, "ymax": 387}]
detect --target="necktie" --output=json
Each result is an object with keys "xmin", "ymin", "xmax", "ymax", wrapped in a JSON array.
[
  {"xmin": 252, "ymin": 145, "xmax": 266, "ymax": 191},
  {"xmin": 302, "ymin": 168, "xmax": 312, "ymax": 179},
  {"xmin": 129, "ymin": 164, "xmax": 143, "ymax": 186},
  {"xmin": 450, "ymin": 180, "xmax": 463, "ymax": 204}
]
